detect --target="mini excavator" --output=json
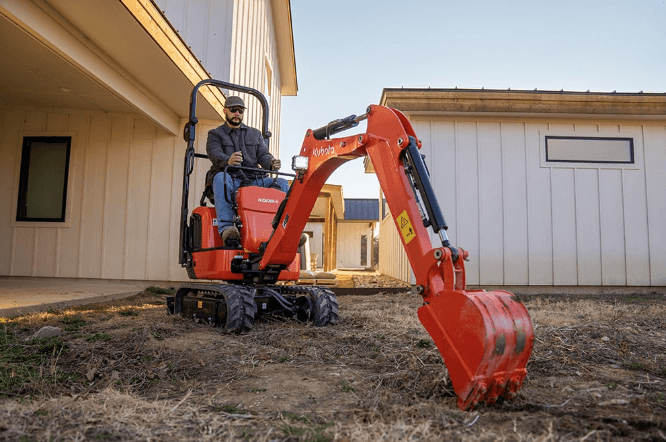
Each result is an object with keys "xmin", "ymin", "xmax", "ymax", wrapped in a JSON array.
[{"xmin": 167, "ymin": 80, "xmax": 534, "ymax": 410}]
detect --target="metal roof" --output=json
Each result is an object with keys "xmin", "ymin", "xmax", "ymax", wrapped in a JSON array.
[{"xmin": 344, "ymin": 199, "xmax": 379, "ymax": 221}]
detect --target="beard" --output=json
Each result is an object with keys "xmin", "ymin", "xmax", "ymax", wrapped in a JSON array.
[{"xmin": 227, "ymin": 116, "xmax": 242, "ymax": 127}]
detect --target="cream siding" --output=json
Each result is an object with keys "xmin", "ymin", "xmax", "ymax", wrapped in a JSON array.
[
  {"xmin": 0, "ymin": 107, "xmax": 209, "ymax": 281},
  {"xmin": 1, "ymin": 0, "xmax": 295, "ymax": 283},
  {"xmin": 304, "ymin": 222, "xmax": 324, "ymax": 269},
  {"xmin": 378, "ymin": 214, "xmax": 414, "ymax": 284},
  {"xmin": 381, "ymin": 117, "xmax": 666, "ymax": 287},
  {"xmin": 336, "ymin": 222, "xmax": 374, "ymax": 269}
]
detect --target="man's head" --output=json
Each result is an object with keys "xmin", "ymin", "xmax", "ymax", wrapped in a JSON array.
[{"xmin": 224, "ymin": 96, "xmax": 246, "ymax": 128}]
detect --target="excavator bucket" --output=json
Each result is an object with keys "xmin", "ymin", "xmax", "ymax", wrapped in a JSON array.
[{"xmin": 418, "ymin": 288, "xmax": 534, "ymax": 410}]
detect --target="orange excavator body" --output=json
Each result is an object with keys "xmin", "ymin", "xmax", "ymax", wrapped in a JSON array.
[{"xmin": 178, "ymin": 80, "xmax": 533, "ymax": 410}]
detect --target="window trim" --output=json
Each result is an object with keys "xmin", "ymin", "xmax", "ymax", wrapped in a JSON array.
[
  {"xmin": 13, "ymin": 134, "xmax": 75, "ymax": 226},
  {"xmin": 540, "ymin": 130, "xmax": 642, "ymax": 170},
  {"xmin": 545, "ymin": 136, "xmax": 634, "ymax": 164}
]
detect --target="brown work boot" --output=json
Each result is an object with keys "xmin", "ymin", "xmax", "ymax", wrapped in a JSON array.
[{"xmin": 221, "ymin": 226, "xmax": 241, "ymax": 247}]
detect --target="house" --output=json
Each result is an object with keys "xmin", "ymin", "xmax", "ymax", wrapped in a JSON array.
[
  {"xmin": 376, "ymin": 88, "xmax": 666, "ymax": 289},
  {"xmin": 302, "ymin": 190, "xmax": 378, "ymax": 271},
  {"xmin": 303, "ymin": 184, "xmax": 343, "ymax": 271},
  {"xmin": 0, "ymin": 0, "xmax": 296, "ymax": 282}
]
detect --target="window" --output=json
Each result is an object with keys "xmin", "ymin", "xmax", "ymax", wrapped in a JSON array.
[
  {"xmin": 545, "ymin": 136, "xmax": 634, "ymax": 164},
  {"xmin": 360, "ymin": 235, "xmax": 368, "ymax": 267},
  {"xmin": 16, "ymin": 136, "xmax": 71, "ymax": 222}
]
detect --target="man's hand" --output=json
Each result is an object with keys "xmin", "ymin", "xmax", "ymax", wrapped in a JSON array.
[
  {"xmin": 227, "ymin": 151, "xmax": 243, "ymax": 167},
  {"xmin": 271, "ymin": 158, "xmax": 281, "ymax": 170}
]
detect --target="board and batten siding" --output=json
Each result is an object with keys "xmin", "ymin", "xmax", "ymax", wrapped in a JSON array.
[
  {"xmin": 155, "ymin": 0, "xmax": 283, "ymax": 156},
  {"xmin": 304, "ymin": 222, "xmax": 324, "ymax": 269},
  {"xmin": 336, "ymin": 222, "xmax": 374, "ymax": 269},
  {"xmin": 0, "ymin": 107, "xmax": 220, "ymax": 281},
  {"xmin": 379, "ymin": 118, "xmax": 666, "ymax": 287},
  {"xmin": 378, "ymin": 215, "xmax": 414, "ymax": 284}
]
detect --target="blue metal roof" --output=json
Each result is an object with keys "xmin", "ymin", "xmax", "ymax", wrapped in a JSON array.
[{"xmin": 344, "ymin": 199, "xmax": 379, "ymax": 220}]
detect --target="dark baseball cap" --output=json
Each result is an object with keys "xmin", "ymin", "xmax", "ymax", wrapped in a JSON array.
[{"xmin": 225, "ymin": 96, "xmax": 246, "ymax": 109}]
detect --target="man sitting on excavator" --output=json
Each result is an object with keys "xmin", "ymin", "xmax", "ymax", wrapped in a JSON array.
[{"xmin": 206, "ymin": 96, "xmax": 289, "ymax": 246}]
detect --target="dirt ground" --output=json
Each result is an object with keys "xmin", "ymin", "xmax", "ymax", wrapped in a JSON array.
[{"xmin": 1, "ymin": 280, "xmax": 665, "ymax": 441}]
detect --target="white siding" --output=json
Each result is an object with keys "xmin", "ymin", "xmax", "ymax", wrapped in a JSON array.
[
  {"xmin": 380, "ymin": 117, "xmax": 666, "ymax": 287},
  {"xmin": 644, "ymin": 126, "xmax": 666, "ymax": 285},
  {"xmin": 0, "ymin": 107, "xmax": 199, "ymax": 281},
  {"xmin": 378, "ymin": 211, "xmax": 414, "ymax": 284},
  {"xmin": 336, "ymin": 222, "xmax": 374, "ymax": 269},
  {"xmin": 153, "ymin": 0, "xmax": 234, "ymax": 83},
  {"xmin": 304, "ymin": 222, "xmax": 323, "ymax": 269},
  {"xmin": 229, "ymin": 0, "xmax": 283, "ymax": 157},
  {"xmin": 156, "ymin": 0, "xmax": 283, "ymax": 158}
]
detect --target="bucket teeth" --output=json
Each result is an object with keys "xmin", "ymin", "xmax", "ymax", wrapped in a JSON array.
[
  {"xmin": 418, "ymin": 289, "xmax": 534, "ymax": 410},
  {"xmin": 459, "ymin": 369, "xmax": 527, "ymax": 408}
]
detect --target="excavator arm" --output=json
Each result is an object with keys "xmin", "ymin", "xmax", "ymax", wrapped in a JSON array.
[{"xmin": 261, "ymin": 105, "xmax": 534, "ymax": 410}]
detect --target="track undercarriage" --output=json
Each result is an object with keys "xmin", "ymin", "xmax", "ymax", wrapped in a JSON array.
[{"xmin": 167, "ymin": 284, "xmax": 339, "ymax": 333}]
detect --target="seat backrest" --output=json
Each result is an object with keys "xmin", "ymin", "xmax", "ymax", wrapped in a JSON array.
[{"xmin": 236, "ymin": 186, "xmax": 286, "ymax": 253}]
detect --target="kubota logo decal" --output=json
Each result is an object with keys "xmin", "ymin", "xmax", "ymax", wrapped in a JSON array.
[
  {"xmin": 258, "ymin": 198, "xmax": 278, "ymax": 203},
  {"xmin": 313, "ymin": 145, "xmax": 334, "ymax": 156}
]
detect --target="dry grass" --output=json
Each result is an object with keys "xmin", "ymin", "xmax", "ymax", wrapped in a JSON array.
[{"xmin": 1, "ymin": 289, "xmax": 665, "ymax": 441}]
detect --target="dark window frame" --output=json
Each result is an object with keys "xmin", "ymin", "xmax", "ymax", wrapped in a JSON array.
[
  {"xmin": 16, "ymin": 136, "xmax": 72, "ymax": 223},
  {"xmin": 360, "ymin": 234, "xmax": 368, "ymax": 267},
  {"xmin": 545, "ymin": 136, "xmax": 634, "ymax": 164}
]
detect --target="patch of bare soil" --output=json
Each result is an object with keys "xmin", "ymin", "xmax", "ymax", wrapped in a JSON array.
[
  {"xmin": 1, "ymin": 289, "xmax": 665, "ymax": 441},
  {"xmin": 351, "ymin": 273, "xmax": 411, "ymax": 288}
]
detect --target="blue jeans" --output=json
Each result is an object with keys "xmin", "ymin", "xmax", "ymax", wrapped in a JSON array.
[{"xmin": 212, "ymin": 172, "xmax": 289, "ymax": 235}]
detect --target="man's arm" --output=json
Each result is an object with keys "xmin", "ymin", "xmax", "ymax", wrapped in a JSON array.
[{"xmin": 206, "ymin": 129, "xmax": 231, "ymax": 169}]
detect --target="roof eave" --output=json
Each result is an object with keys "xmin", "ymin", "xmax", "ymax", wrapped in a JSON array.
[
  {"xmin": 381, "ymin": 88, "xmax": 666, "ymax": 120},
  {"xmin": 270, "ymin": 0, "xmax": 297, "ymax": 96}
]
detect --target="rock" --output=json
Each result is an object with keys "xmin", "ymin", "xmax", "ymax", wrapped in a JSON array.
[{"xmin": 27, "ymin": 326, "xmax": 63, "ymax": 341}]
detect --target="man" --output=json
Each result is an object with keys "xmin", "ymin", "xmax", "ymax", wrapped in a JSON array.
[{"xmin": 206, "ymin": 96, "xmax": 289, "ymax": 246}]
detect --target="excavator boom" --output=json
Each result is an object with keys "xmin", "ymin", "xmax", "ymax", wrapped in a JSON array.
[{"xmin": 262, "ymin": 105, "xmax": 534, "ymax": 409}]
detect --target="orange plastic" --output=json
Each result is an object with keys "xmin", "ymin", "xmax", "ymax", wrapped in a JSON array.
[
  {"xmin": 189, "ymin": 205, "xmax": 299, "ymax": 281},
  {"xmin": 236, "ymin": 186, "xmax": 286, "ymax": 253}
]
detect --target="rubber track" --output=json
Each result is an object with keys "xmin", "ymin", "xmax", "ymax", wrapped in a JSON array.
[
  {"xmin": 178, "ymin": 284, "xmax": 256, "ymax": 333},
  {"xmin": 223, "ymin": 285, "xmax": 257, "ymax": 333},
  {"xmin": 283, "ymin": 286, "xmax": 339, "ymax": 326}
]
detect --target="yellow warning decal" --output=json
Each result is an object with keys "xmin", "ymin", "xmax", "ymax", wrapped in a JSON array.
[
  {"xmin": 397, "ymin": 210, "xmax": 416, "ymax": 244},
  {"xmin": 198, "ymin": 301, "xmax": 203, "ymax": 309}
]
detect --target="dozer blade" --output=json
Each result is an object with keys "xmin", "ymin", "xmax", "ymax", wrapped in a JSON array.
[{"xmin": 418, "ymin": 289, "xmax": 533, "ymax": 410}]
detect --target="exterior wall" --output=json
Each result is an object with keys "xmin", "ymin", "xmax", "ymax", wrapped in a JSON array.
[
  {"xmin": 380, "ymin": 116, "xmax": 666, "ymax": 287},
  {"xmin": 153, "ymin": 0, "xmax": 234, "ymax": 83},
  {"xmin": 378, "ymin": 211, "xmax": 414, "ymax": 284},
  {"xmin": 228, "ymin": 0, "xmax": 283, "ymax": 155},
  {"xmin": 336, "ymin": 222, "xmax": 375, "ymax": 269},
  {"xmin": 155, "ymin": 0, "xmax": 283, "ymax": 156},
  {"xmin": 304, "ymin": 222, "xmax": 323, "ymax": 269},
  {"xmin": 0, "ymin": 107, "xmax": 221, "ymax": 281},
  {"xmin": 0, "ymin": 0, "xmax": 292, "ymax": 282}
]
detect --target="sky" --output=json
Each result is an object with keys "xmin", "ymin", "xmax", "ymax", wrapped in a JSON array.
[{"xmin": 277, "ymin": 0, "xmax": 666, "ymax": 199}]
